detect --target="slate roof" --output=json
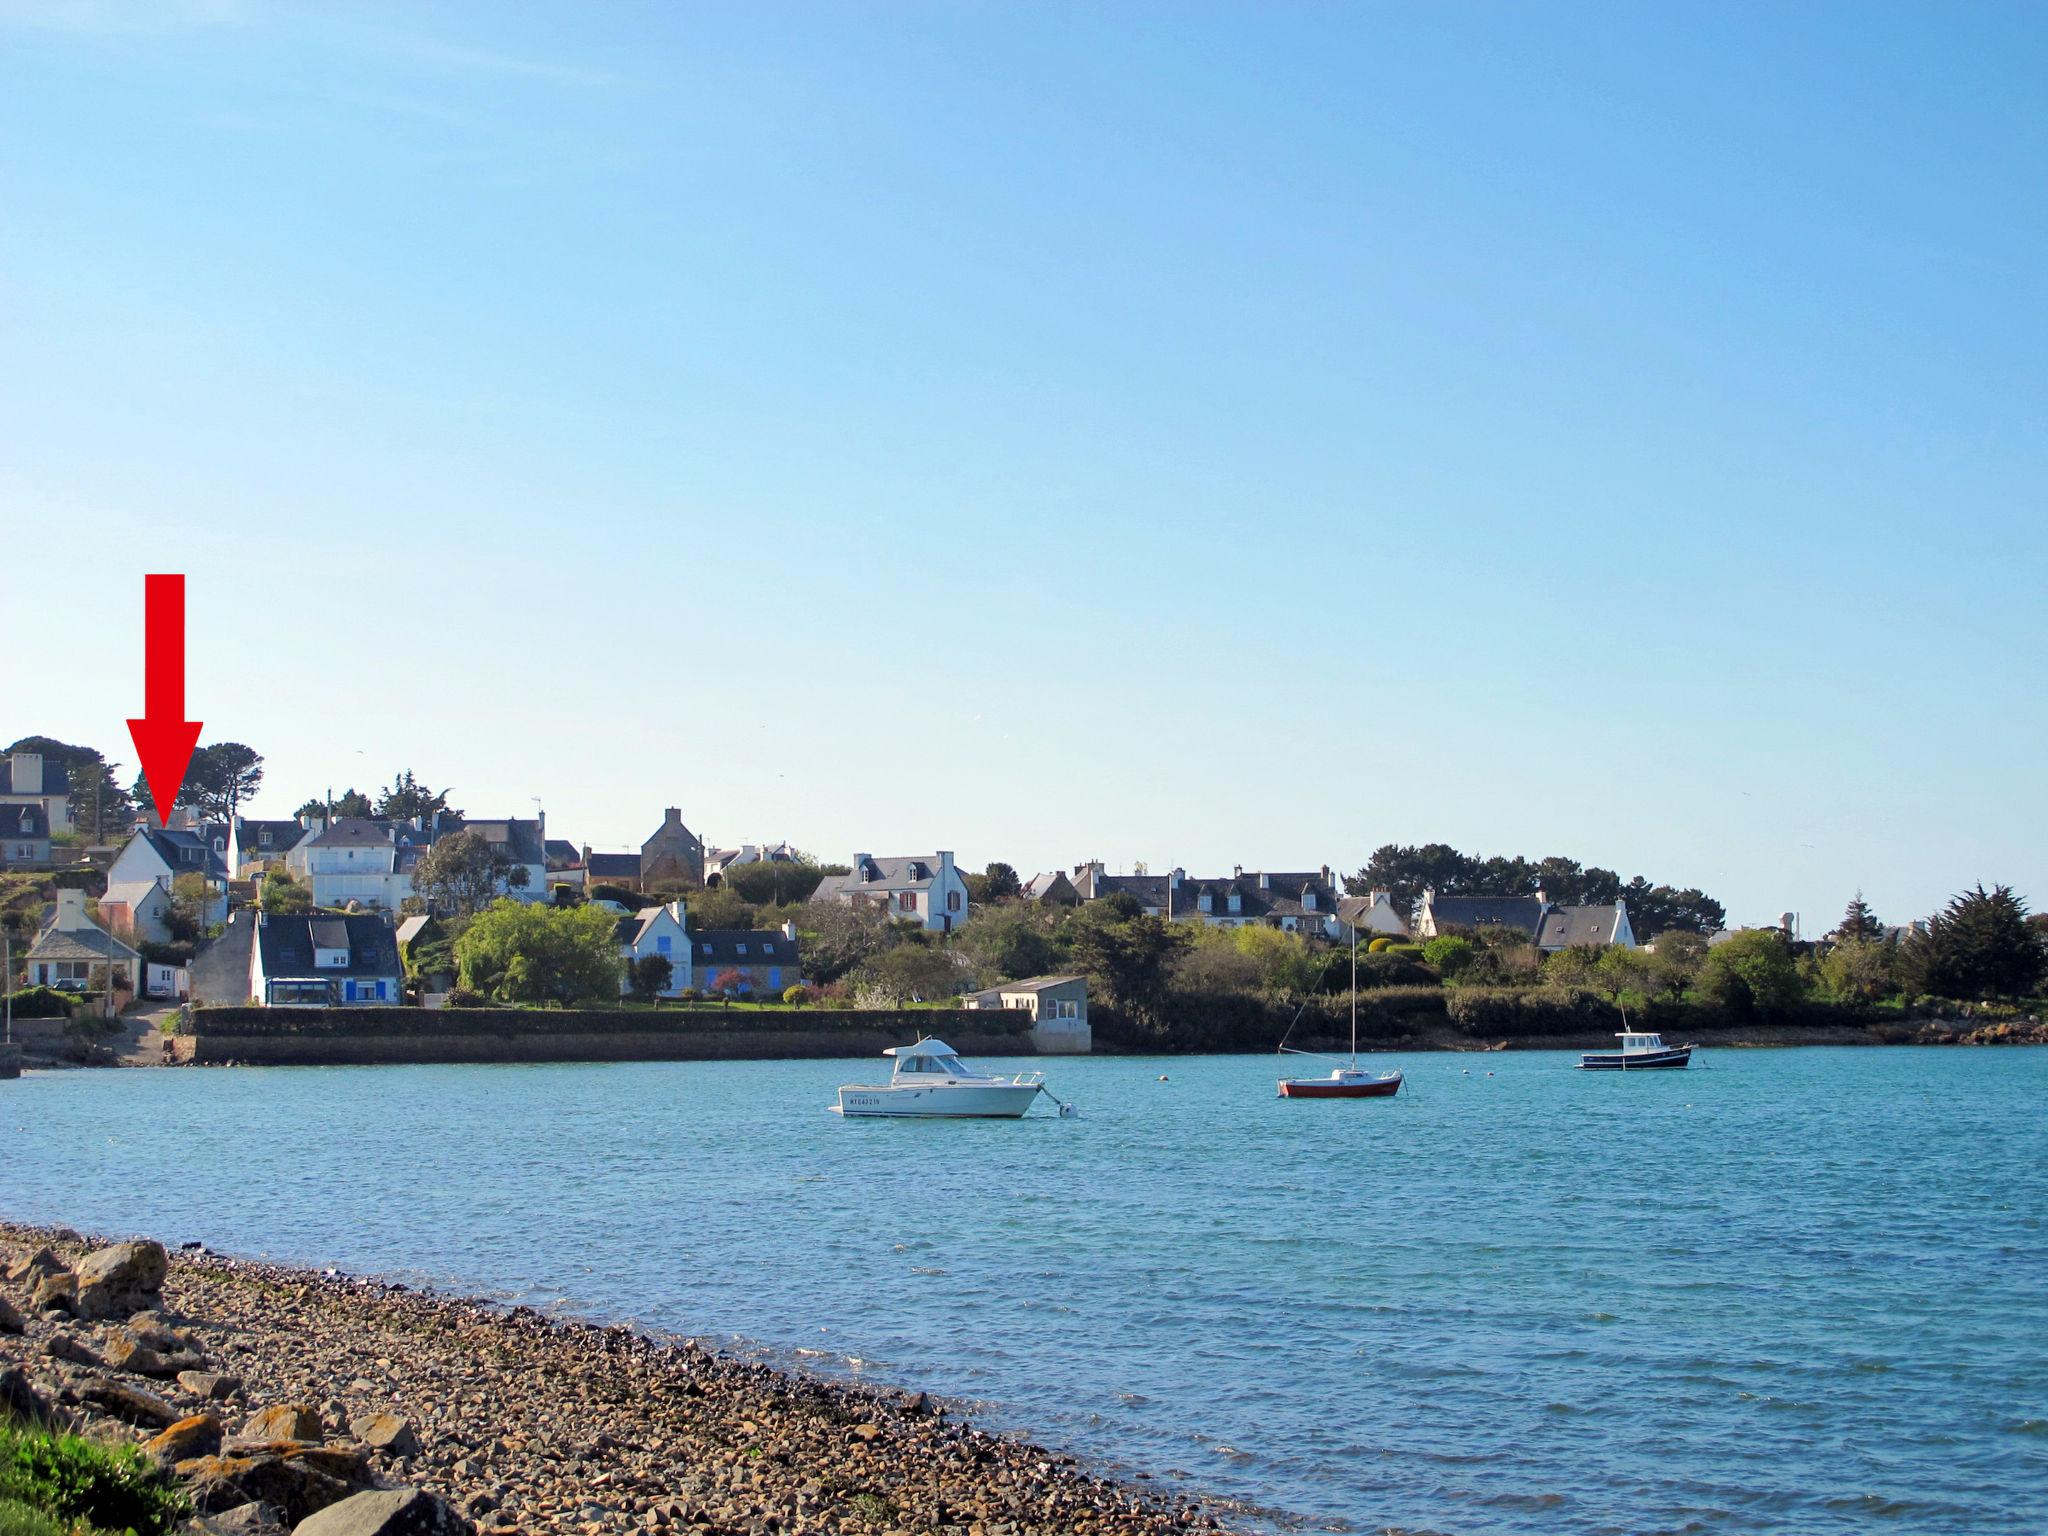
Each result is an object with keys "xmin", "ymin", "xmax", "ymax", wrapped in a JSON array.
[
  {"xmin": 139, "ymin": 826, "xmax": 228, "ymax": 881},
  {"xmin": 26, "ymin": 922, "xmax": 139, "ymax": 963},
  {"xmin": 0, "ymin": 750, "xmax": 76, "ymax": 798},
  {"xmin": 1424, "ymin": 895, "xmax": 1545, "ymax": 936},
  {"xmin": 1022, "ymin": 871, "xmax": 1077, "ymax": 901},
  {"xmin": 1536, "ymin": 905, "xmax": 1630, "ymax": 949},
  {"xmin": 692, "ymin": 929, "xmax": 800, "ymax": 968},
  {"xmin": 1, "ymin": 803, "xmax": 49, "ymax": 839},
  {"xmin": 235, "ymin": 819, "xmax": 306, "ymax": 858},
  {"xmin": 586, "ymin": 852, "xmax": 642, "ymax": 880},
  {"xmin": 991, "ymin": 974, "xmax": 1083, "ymax": 994},
  {"xmin": 811, "ymin": 855, "xmax": 948, "ymax": 901},
  {"xmin": 394, "ymin": 915, "xmax": 436, "ymax": 949},
  {"xmin": 544, "ymin": 839, "xmax": 582, "ymax": 868},
  {"xmin": 446, "ymin": 817, "xmax": 546, "ymax": 866},
  {"xmin": 1083, "ymin": 869, "xmax": 1343, "ymax": 923},
  {"xmin": 308, "ymin": 818, "xmax": 395, "ymax": 849},
  {"xmin": 254, "ymin": 913, "xmax": 400, "ymax": 979}
]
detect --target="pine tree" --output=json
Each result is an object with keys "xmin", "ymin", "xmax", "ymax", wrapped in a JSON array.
[
  {"xmin": 1907, "ymin": 884, "xmax": 2045, "ymax": 1000},
  {"xmin": 1834, "ymin": 891, "xmax": 1883, "ymax": 942}
]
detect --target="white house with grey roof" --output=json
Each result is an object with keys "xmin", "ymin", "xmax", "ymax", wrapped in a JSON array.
[
  {"xmin": 809, "ymin": 852, "xmax": 970, "ymax": 933},
  {"xmin": 248, "ymin": 911, "xmax": 403, "ymax": 1006},
  {"xmin": 1415, "ymin": 888, "xmax": 1634, "ymax": 951},
  {"xmin": 24, "ymin": 890, "xmax": 140, "ymax": 1005},
  {"xmin": 1073, "ymin": 862, "xmax": 1348, "ymax": 938},
  {"xmin": 614, "ymin": 901, "xmax": 691, "ymax": 997}
]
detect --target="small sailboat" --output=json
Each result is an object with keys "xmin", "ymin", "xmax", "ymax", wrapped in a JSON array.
[
  {"xmin": 1276, "ymin": 924, "xmax": 1403, "ymax": 1099},
  {"xmin": 833, "ymin": 1038, "xmax": 1068, "ymax": 1118}
]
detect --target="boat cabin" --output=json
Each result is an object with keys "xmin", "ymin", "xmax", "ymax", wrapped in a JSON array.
[
  {"xmin": 885, "ymin": 1038, "xmax": 974, "ymax": 1080},
  {"xmin": 1616, "ymin": 1031, "xmax": 1668, "ymax": 1052}
]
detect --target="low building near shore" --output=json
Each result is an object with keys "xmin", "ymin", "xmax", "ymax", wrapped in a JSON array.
[{"xmin": 965, "ymin": 974, "xmax": 1090, "ymax": 1053}]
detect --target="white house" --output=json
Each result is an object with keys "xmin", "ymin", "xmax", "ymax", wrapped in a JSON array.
[
  {"xmin": 1072, "ymin": 863, "xmax": 1349, "ymax": 938},
  {"xmin": 615, "ymin": 901, "xmax": 692, "ymax": 997},
  {"xmin": 1415, "ymin": 888, "xmax": 1635, "ymax": 951},
  {"xmin": 964, "ymin": 974, "xmax": 1091, "ymax": 1054},
  {"xmin": 230, "ymin": 817, "xmax": 310, "ymax": 878},
  {"xmin": 288, "ymin": 817, "xmax": 413, "ymax": 911},
  {"xmin": 1337, "ymin": 888, "xmax": 1409, "ymax": 938},
  {"xmin": 104, "ymin": 826, "xmax": 228, "ymax": 930},
  {"xmin": 704, "ymin": 841, "xmax": 802, "ymax": 886},
  {"xmin": 23, "ymin": 890, "xmax": 140, "ymax": 1004},
  {"xmin": 810, "ymin": 851, "xmax": 971, "ymax": 933},
  {"xmin": 248, "ymin": 911, "xmax": 403, "ymax": 1006},
  {"xmin": 98, "ymin": 878, "xmax": 175, "ymax": 945}
]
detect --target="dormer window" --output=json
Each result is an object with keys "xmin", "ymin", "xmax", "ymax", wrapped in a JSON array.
[
  {"xmin": 1198, "ymin": 893, "xmax": 1213, "ymax": 914},
  {"xmin": 1304, "ymin": 890, "xmax": 1317, "ymax": 910},
  {"xmin": 1228, "ymin": 892, "xmax": 1242, "ymax": 914}
]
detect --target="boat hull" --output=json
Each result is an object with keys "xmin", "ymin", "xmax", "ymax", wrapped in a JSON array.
[
  {"xmin": 1577, "ymin": 1047, "xmax": 1693, "ymax": 1070},
  {"xmin": 1277, "ymin": 1071, "xmax": 1403, "ymax": 1099},
  {"xmin": 835, "ymin": 1082, "xmax": 1043, "ymax": 1118}
]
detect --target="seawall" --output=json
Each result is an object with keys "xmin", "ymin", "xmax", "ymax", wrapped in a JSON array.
[{"xmin": 174, "ymin": 1005, "xmax": 1033, "ymax": 1067}]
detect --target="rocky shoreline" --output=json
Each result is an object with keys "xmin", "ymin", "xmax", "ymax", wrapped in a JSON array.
[{"xmin": 0, "ymin": 1223, "xmax": 1233, "ymax": 1536}]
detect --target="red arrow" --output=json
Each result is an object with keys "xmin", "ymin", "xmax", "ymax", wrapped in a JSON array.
[{"xmin": 127, "ymin": 573, "xmax": 203, "ymax": 828}]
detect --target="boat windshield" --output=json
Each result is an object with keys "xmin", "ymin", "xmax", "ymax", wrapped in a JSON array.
[{"xmin": 896, "ymin": 1054, "xmax": 970, "ymax": 1077}]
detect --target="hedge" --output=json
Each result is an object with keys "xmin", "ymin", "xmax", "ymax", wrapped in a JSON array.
[
  {"xmin": 1, "ymin": 986, "xmax": 80, "ymax": 1019},
  {"xmin": 186, "ymin": 1004, "xmax": 1027, "ymax": 1040}
]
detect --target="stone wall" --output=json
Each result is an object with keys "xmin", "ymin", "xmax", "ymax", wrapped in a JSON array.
[{"xmin": 176, "ymin": 1005, "xmax": 1031, "ymax": 1066}]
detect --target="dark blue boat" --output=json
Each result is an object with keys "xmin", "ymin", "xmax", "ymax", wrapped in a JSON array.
[{"xmin": 1578, "ymin": 1029, "xmax": 1694, "ymax": 1070}]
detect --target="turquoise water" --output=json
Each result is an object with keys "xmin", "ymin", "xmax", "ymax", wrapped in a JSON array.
[{"xmin": 5, "ymin": 1047, "xmax": 2046, "ymax": 1534}]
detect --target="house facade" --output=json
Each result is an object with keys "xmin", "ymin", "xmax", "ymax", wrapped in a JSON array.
[
  {"xmin": 289, "ymin": 817, "xmax": 411, "ymax": 910},
  {"xmin": 1338, "ymin": 888, "xmax": 1409, "ymax": 938},
  {"xmin": 24, "ymin": 890, "xmax": 139, "ymax": 1000},
  {"xmin": 230, "ymin": 817, "xmax": 309, "ymax": 878},
  {"xmin": 1415, "ymin": 888, "xmax": 1635, "ymax": 951},
  {"xmin": 0, "ymin": 750, "xmax": 74, "ymax": 837},
  {"xmin": 704, "ymin": 841, "xmax": 800, "ymax": 886},
  {"xmin": 249, "ymin": 912, "xmax": 403, "ymax": 1006},
  {"xmin": 0, "ymin": 803, "xmax": 51, "ymax": 868},
  {"xmin": 1072, "ymin": 862, "xmax": 1348, "ymax": 937},
  {"xmin": 694, "ymin": 922, "xmax": 802, "ymax": 996},
  {"xmin": 615, "ymin": 901, "xmax": 692, "ymax": 997},
  {"xmin": 104, "ymin": 825, "xmax": 228, "ymax": 930},
  {"xmin": 964, "ymin": 974, "xmax": 1091, "ymax": 1054},
  {"xmin": 641, "ymin": 809, "xmax": 705, "ymax": 889},
  {"xmin": 810, "ymin": 852, "xmax": 970, "ymax": 933},
  {"xmin": 1022, "ymin": 870, "xmax": 1081, "ymax": 907}
]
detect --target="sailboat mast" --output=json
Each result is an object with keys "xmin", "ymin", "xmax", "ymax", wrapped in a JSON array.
[{"xmin": 1350, "ymin": 921, "xmax": 1359, "ymax": 1065}]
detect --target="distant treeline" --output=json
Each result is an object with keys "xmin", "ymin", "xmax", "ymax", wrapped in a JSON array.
[{"xmin": 1346, "ymin": 843, "xmax": 1724, "ymax": 937}]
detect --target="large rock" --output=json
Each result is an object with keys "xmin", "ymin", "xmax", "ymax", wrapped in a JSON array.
[
  {"xmin": 289, "ymin": 1488, "xmax": 474, "ymax": 1536},
  {"xmin": 177, "ymin": 1445, "xmax": 373, "ymax": 1526},
  {"xmin": 72, "ymin": 1240, "xmax": 169, "ymax": 1320},
  {"xmin": 144, "ymin": 1411, "xmax": 223, "ymax": 1462},
  {"xmin": 44, "ymin": 1332, "xmax": 105, "ymax": 1368},
  {"xmin": 31, "ymin": 1272, "xmax": 77, "ymax": 1314},
  {"xmin": 0, "ymin": 1291, "xmax": 25, "ymax": 1334},
  {"xmin": 244, "ymin": 1404, "xmax": 325, "ymax": 1442},
  {"xmin": 205, "ymin": 1504, "xmax": 288, "ymax": 1536},
  {"xmin": 180, "ymin": 1370, "xmax": 245, "ymax": 1402},
  {"xmin": 347, "ymin": 1415, "xmax": 421, "ymax": 1459},
  {"xmin": 6, "ymin": 1246, "xmax": 66, "ymax": 1283},
  {"xmin": 78, "ymin": 1377, "xmax": 182, "ymax": 1428},
  {"xmin": 0, "ymin": 1365, "xmax": 53, "ymax": 1423},
  {"xmin": 106, "ymin": 1325, "xmax": 206, "ymax": 1377}
]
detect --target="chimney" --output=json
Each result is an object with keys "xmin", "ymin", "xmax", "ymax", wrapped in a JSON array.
[
  {"xmin": 937, "ymin": 851, "xmax": 954, "ymax": 873},
  {"xmin": 1168, "ymin": 867, "xmax": 1182, "ymax": 890},
  {"xmin": 1320, "ymin": 864, "xmax": 1331, "ymax": 885},
  {"xmin": 1258, "ymin": 871, "xmax": 1271, "ymax": 890},
  {"xmin": 1232, "ymin": 864, "xmax": 1243, "ymax": 879},
  {"xmin": 412, "ymin": 815, "xmax": 425, "ymax": 831},
  {"xmin": 1534, "ymin": 887, "xmax": 1548, "ymax": 906},
  {"xmin": 537, "ymin": 808, "xmax": 546, "ymax": 837},
  {"xmin": 665, "ymin": 807, "xmax": 682, "ymax": 827},
  {"xmin": 581, "ymin": 844, "xmax": 592, "ymax": 865},
  {"xmin": 782, "ymin": 920, "xmax": 798, "ymax": 942},
  {"xmin": 853, "ymin": 853, "xmax": 872, "ymax": 883},
  {"xmin": 9, "ymin": 752, "xmax": 41, "ymax": 795},
  {"xmin": 54, "ymin": 888, "xmax": 88, "ymax": 929}
]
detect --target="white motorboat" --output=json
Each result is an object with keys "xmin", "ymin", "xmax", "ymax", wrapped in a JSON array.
[{"xmin": 833, "ymin": 1038, "xmax": 1060, "ymax": 1118}]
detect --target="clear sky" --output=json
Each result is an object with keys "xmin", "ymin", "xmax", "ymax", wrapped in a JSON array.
[{"xmin": 2, "ymin": 1, "xmax": 2042, "ymax": 932}]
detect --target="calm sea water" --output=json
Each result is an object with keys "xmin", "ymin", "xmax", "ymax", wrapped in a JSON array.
[{"xmin": 5, "ymin": 1047, "xmax": 2045, "ymax": 1535}]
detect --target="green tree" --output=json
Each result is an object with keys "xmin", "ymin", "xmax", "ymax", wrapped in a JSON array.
[
  {"xmin": 685, "ymin": 887, "xmax": 757, "ymax": 930},
  {"xmin": 1421, "ymin": 934, "xmax": 1477, "ymax": 978},
  {"xmin": 717, "ymin": 860, "xmax": 826, "ymax": 907},
  {"xmin": 374, "ymin": 771, "xmax": 456, "ymax": 823},
  {"xmin": 956, "ymin": 902, "xmax": 1057, "ymax": 983},
  {"xmin": 1902, "ymin": 884, "xmax": 2044, "ymax": 1000},
  {"xmin": 980, "ymin": 862, "xmax": 1022, "ymax": 901},
  {"xmin": 627, "ymin": 953, "xmax": 674, "ymax": 1001},
  {"xmin": 1061, "ymin": 901, "xmax": 1188, "ymax": 1033},
  {"xmin": 64, "ymin": 752, "xmax": 135, "ymax": 842},
  {"xmin": 1592, "ymin": 944, "xmax": 1656, "ymax": 1002},
  {"xmin": 1818, "ymin": 937, "xmax": 1897, "ymax": 1003},
  {"xmin": 455, "ymin": 899, "xmax": 621, "ymax": 1004},
  {"xmin": 792, "ymin": 902, "xmax": 894, "ymax": 984},
  {"xmin": 1698, "ymin": 929, "xmax": 1804, "ymax": 1016},
  {"xmin": 189, "ymin": 743, "xmax": 263, "ymax": 824},
  {"xmin": 258, "ymin": 867, "xmax": 311, "ymax": 916},
  {"xmin": 412, "ymin": 829, "xmax": 514, "ymax": 916},
  {"xmin": 1542, "ymin": 945, "xmax": 1602, "ymax": 989},
  {"xmin": 1230, "ymin": 924, "xmax": 1322, "ymax": 999},
  {"xmin": 1648, "ymin": 929, "xmax": 1708, "ymax": 1000},
  {"xmin": 852, "ymin": 944, "xmax": 962, "ymax": 1005},
  {"xmin": 1831, "ymin": 891, "xmax": 1884, "ymax": 943}
]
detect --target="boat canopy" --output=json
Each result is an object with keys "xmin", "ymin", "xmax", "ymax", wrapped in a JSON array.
[
  {"xmin": 885, "ymin": 1038, "xmax": 973, "ymax": 1077},
  {"xmin": 1617, "ymin": 1031, "xmax": 1667, "ymax": 1048},
  {"xmin": 884, "ymin": 1037, "xmax": 959, "ymax": 1057}
]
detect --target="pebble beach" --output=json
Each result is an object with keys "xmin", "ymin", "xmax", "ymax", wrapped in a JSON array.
[{"xmin": 0, "ymin": 1222, "xmax": 1232, "ymax": 1536}]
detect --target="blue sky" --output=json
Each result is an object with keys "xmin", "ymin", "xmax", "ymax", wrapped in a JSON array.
[{"xmin": 2, "ymin": 1, "xmax": 2042, "ymax": 930}]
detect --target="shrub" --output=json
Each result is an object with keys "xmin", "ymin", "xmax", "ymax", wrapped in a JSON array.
[
  {"xmin": 0, "ymin": 1417, "xmax": 190, "ymax": 1536},
  {"xmin": 781, "ymin": 984, "xmax": 810, "ymax": 1005},
  {"xmin": 1421, "ymin": 935, "xmax": 1476, "ymax": 977},
  {"xmin": 0, "ymin": 1499, "xmax": 65, "ymax": 1536},
  {"xmin": 0, "ymin": 987, "xmax": 72, "ymax": 1019},
  {"xmin": 444, "ymin": 987, "xmax": 489, "ymax": 1009},
  {"xmin": 1354, "ymin": 951, "xmax": 1436, "ymax": 988},
  {"xmin": 1366, "ymin": 937, "xmax": 1396, "ymax": 953}
]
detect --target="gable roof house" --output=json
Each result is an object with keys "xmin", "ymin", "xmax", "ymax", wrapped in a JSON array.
[
  {"xmin": 1337, "ymin": 889, "xmax": 1410, "ymax": 938},
  {"xmin": 544, "ymin": 839, "xmax": 586, "ymax": 893},
  {"xmin": 1415, "ymin": 888, "xmax": 1636, "ymax": 952},
  {"xmin": 230, "ymin": 817, "xmax": 310, "ymax": 878},
  {"xmin": 810, "ymin": 852, "xmax": 970, "ymax": 933},
  {"xmin": 249, "ymin": 911, "xmax": 403, "ymax": 1006},
  {"xmin": 693, "ymin": 922, "xmax": 802, "ymax": 996},
  {"xmin": 1022, "ymin": 870, "xmax": 1082, "ymax": 907},
  {"xmin": 614, "ymin": 901, "xmax": 691, "ymax": 997},
  {"xmin": 286, "ymin": 816, "xmax": 409, "ymax": 911},
  {"xmin": 0, "ymin": 749, "xmax": 76, "ymax": 836},
  {"xmin": 441, "ymin": 815, "xmax": 549, "ymax": 901},
  {"xmin": 963, "ymin": 973, "xmax": 1090, "ymax": 1053},
  {"xmin": 24, "ymin": 890, "xmax": 140, "ymax": 1006},
  {"xmin": 641, "ymin": 809, "xmax": 705, "ymax": 889},
  {"xmin": 103, "ymin": 825, "xmax": 228, "ymax": 937},
  {"xmin": 0, "ymin": 803, "xmax": 51, "ymax": 869},
  {"xmin": 1072, "ymin": 862, "xmax": 1349, "ymax": 937},
  {"xmin": 704, "ymin": 841, "xmax": 801, "ymax": 886}
]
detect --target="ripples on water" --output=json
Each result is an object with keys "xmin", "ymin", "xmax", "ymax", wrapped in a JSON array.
[{"xmin": 5, "ymin": 1047, "xmax": 2045, "ymax": 1534}]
